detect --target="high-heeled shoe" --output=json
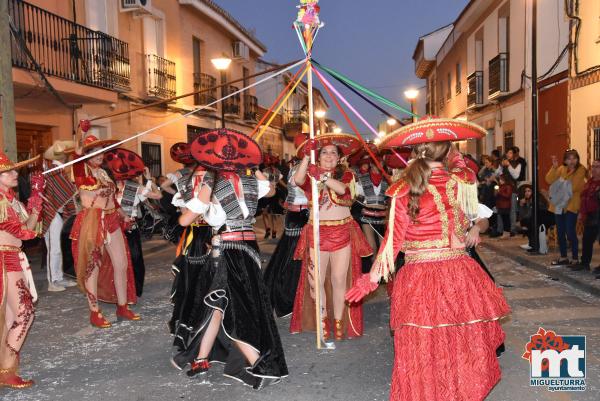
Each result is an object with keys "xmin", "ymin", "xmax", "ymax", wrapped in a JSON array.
[
  {"xmin": 187, "ymin": 358, "xmax": 211, "ymax": 377},
  {"xmin": 0, "ymin": 367, "xmax": 34, "ymax": 389},
  {"xmin": 321, "ymin": 318, "xmax": 331, "ymax": 341},
  {"xmin": 90, "ymin": 311, "xmax": 111, "ymax": 328},
  {"xmin": 334, "ymin": 319, "xmax": 344, "ymax": 340},
  {"xmin": 116, "ymin": 304, "xmax": 141, "ymax": 321}
]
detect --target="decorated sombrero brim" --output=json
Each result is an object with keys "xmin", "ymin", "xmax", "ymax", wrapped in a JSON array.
[
  {"xmin": 104, "ymin": 148, "xmax": 146, "ymax": 181},
  {"xmin": 0, "ymin": 153, "xmax": 41, "ymax": 174},
  {"xmin": 190, "ymin": 128, "xmax": 262, "ymax": 171},
  {"xmin": 44, "ymin": 140, "xmax": 75, "ymax": 161},
  {"xmin": 65, "ymin": 135, "xmax": 119, "ymax": 154},
  {"xmin": 296, "ymin": 133, "xmax": 362, "ymax": 159},
  {"xmin": 348, "ymin": 142, "xmax": 380, "ymax": 166},
  {"xmin": 170, "ymin": 142, "xmax": 195, "ymax": 165},
  {"xmin": 378, "ymin": 118, "xmax": 486, "ymax": 149}
]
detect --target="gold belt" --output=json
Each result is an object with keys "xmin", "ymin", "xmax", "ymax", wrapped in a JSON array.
[
  {"xmin": 404, "ymin": 249, "xmax": 467, "ymax": 263},
  {"xmin": 0, "ymin": 245, "xmax": 22, "ymax": 252},
  {"xmin": 310, "ymin": 216, "xmax": 353, "ymax": 227}
]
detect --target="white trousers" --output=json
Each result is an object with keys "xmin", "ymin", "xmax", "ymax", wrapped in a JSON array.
[{"xmin": 44, "ymin": 213, "xmax": 64, "ymax": 283}]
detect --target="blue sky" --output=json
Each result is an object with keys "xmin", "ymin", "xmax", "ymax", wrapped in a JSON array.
[{"xmin": 216, "ymin": 0, "xmax": 469, "ymax": 135}]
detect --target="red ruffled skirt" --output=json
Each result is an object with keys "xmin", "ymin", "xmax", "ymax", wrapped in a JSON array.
[
  {"xmin": 290, "ymin": 218, "xmax": 372, "ymax": 337},
  {"xmin": 389, "ymin": 252, "xmax": 510, "ymax": 401},
  {"xmin": 71, "ymin": 208, "xmax": 137, "ymax": 305}
]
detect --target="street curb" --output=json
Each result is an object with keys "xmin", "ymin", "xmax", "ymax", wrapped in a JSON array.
[{"xmin": 482, "ymin": 242, "xmax": 600, "ymax": 298}]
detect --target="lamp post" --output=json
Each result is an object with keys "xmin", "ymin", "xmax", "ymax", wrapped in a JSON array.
[
  {"xmin": 211, "ymin": 56, "xmax": 232, "ymax": 128},
  {"xmin": 404, "ymin": 89, "xmax": 419, "ymax": 123},
  {"xmin": 531, "ymin": 0, "xmax": 540, "ymax": 252}
]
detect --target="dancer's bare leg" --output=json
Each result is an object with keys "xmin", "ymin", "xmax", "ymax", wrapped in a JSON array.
[
  {"xmin": 330, "ymin": 245, "xmax": 351, "ymax": 320},
  {"xmin": 234, "ymin": 341, "xmax": 259, "ymax": 366},
  {"xmin": 105, "ymin": 229, "xmax": 129, "ymax": 305},
  {"xmin": 85, "ymin": 264, "xmax": 100, "ymax": 311},
  {"xmin": 197, "ymin": 310, "xmax": 223, "ymax": 359},
  {"xmin": 1, "ymin": 272, "xmax": 34, "ymax": 367}
]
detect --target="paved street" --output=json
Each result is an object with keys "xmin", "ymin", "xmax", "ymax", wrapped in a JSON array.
[{"xmin": 4, "ymin": 235, "xmax": 600, "ymax": 401}]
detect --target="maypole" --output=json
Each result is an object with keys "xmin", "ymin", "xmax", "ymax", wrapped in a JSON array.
[{"xmin": 295, "ymin": 0, "xmax": 333, "ymax": 350}]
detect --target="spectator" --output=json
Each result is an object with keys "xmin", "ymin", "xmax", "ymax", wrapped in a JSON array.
[
  {"xmin": 517, "ymin": 184, "xmax": 533, "ymax": 236},
  {"xmin": 478, "ymin": 155, "xmax": 495, "ymax": 182},
  {"xmin": 495, "ymin": 173, "xmax": 515, "ymax": 239},
  {"xmin": 546, "ymin": 149, "xmax": 587, "ymax": 266},
  {"xmin": 569, "ymin": 159, "xmax": 600, "ymax": 274}
]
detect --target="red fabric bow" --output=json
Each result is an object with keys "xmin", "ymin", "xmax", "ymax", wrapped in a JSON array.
[
  {"xmin": 370, "ymin": 171, "xmax": 382, "ymax": 187},
  {"xmin": 221, "ymin": 172, "xmax": 241, "ymax": 197}
]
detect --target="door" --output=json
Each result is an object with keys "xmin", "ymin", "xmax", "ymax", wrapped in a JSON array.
[{"xmin": 16, "ymin": 123, "xmax": 53, "ymax": 161}]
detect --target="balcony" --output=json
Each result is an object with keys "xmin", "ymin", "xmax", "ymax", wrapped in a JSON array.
[
  {"xmin": 282, "ymin": 109, "xmax": 307, "ymax": 140},
  {"xmin": 243, "ymin": 94, "xmax": 258, "ymax": 122},
  {"xmin": 193, "ymin": 73, "xmax": 217, "ymax": 108},
  {"xmin": 467, "ymin": 71, "xmax": 484, "ymax": 109},
  {"xmin": 488, "ymin": 53, "xmax": 509, "ymax": 99},
  {"xmin": 9, "ymin": 0, "xmax": 130, "ymax": 92},
  {"xmin": 146, "ymin": 54, "xmax": 176, "ymax": 100},
  {"xmin": 223, "ymin": 85, "xmax": 240, "ymax": 117}
]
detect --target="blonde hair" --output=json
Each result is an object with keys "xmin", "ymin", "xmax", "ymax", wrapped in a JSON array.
[{"xmin": 402, "ymin": 141, "xmax": 451, "ymax": 220}]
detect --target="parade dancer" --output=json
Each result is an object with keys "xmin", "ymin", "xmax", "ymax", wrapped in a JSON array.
[
  {"xmin": 42, "ymin": 140, "xmax": 78, "ymax": 292},
  {"xmin": 264, "ymin": 137, "xmax": 309, "ymax": 317},
  {"xmin": 70, "ymin": 123, "xmax": 139, "ymax": 328},
  {"xmin": 0, "ymin": 153, "xmax": 42, "ymax": 388},
  {"xmin": 168, "ymin": 161, "xmax": 212, "ymax": 350},
  {"xmin": 106, "ymin": 148, "xmax": 162, "ymax": 297},
  {"xmin": 260, "ymin": 158, "xmax": 284, "ymax": 240},
  {"xmin": 171, "ymin": 129, "xmax": 288, "ymax": 390},
  {"xmin": 347, "ymin": 119, "xmax": 510, "ymax": 401},
  {"xmin": 351, "ymin": 143, "xmax": 388, "ymax": 272},
  {"xmin": 290, "ymin": 134, "xmax": 372, "ymax": 341}
]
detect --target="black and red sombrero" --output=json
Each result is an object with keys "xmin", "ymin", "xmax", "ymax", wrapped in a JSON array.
[
  {"xmin": 383, "ymin": 147, "xmax": 412, "ymax": 169},
  {"xmin": 378, "ymin": 117, "xmax": 486, "ymax": 149},
  {"xmin": 104, "ymin": 148, "xmax": 145, "ymax": 181},
  {"xmin": 190, "ymin": 128, "xmax": 262, "ymax": 171},
  {"xmin": 170, "ymin": 142, "xmax": 195, "ymax": 165},
  {"xmin": 348, "ymin": 141, "xmax": 380, "ymax": 166}
]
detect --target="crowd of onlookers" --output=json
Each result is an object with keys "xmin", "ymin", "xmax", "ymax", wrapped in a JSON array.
[{"xmin": 474, "ymin": 146, "xmax": 600, "ymax": 279}]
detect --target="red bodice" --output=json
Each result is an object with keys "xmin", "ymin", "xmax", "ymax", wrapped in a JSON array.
[{"xmin": 298, "ymin": 170, "xmax": 356, "ymax": 207}]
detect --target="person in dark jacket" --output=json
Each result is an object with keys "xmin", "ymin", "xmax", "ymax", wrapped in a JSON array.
[{"xmin": 495, "ymin": 174, "xmax": 515, "ymax": 239}]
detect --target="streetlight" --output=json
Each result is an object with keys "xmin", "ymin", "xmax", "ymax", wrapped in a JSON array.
[
  {"xmin": 404, "ymin": 89, "xmax": 419, "ymax": 123},
  {"xmin": 211, "ymin": 55, "xmax": 232, "ymax": 128},
  {"xmin": 333, "ymin": 127, "xmax": 342, "ymax": 134},
  {"xmin": 314, "ymin": 109, "xmax": 326, "ymax": 134},
  {"xmin": 531, "ymin": 0, "xmax": 540, "ymax": 253},
  {"xmin": 386, "ymin": 118, "xmax": 398, "ymax": 127}
]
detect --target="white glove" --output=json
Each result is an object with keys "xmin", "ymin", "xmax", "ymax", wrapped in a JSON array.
[
  {"xmin": 185, "ymin": 198, "xmax": 209, "ymax": 214},
  {"xmin": 171, "ymin": 192, "xmax": 186, "ymax": 208}
]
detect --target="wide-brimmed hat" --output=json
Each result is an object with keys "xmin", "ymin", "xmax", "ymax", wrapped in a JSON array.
[
  {"xmin": 66, "ymin": 134, "xmax": 119, "ymax": 154},
  {"xmin": 378, "ymin": 117, "xmax": 486, "ymax": 149},
  {"xmin": 170, "ymin": 142, "xmax": 195, "ymax": 165},
  {"xmin": 295, "ymin": 133, "xmax": 362, "ymax": 159},
  {"xmin": 44, "ymin": 140, "xmax": 74, "ymax": 161},
  {"xmin": 104, "ymin": 148, "xmax": 146, "ymax": 181},
  {"xmin": 0, "ymin": 152, "xmax": 40, "ymax": 174},
  {"xmin": 383, "ymin": 147, "xmax": 412, "ymax": 169},
  {"xmin": 190, "ymin": 128, "xmax": 262, "ymax": 171},
  {"xmin": 349, "ymin": 142, "xmax": 380, "ymax": 166}
]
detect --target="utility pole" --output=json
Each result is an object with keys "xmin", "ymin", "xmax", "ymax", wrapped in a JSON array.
[
  {"xmin": 0, "ymin": 0, "xmax": 18, "ymax": 159},
  {"xmin": 531, "ymin": 0, "xmax": 539, "ymax": 252}
]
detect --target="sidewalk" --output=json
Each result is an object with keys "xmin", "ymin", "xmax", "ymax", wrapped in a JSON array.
[{"xmin": 481, "ymin": 235, "xmax": 600, "ymax": 297}]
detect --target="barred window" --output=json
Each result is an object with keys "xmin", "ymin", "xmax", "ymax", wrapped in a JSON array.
[
  {"xmin": 503, "ymin": 130, "xmax": 514, "ymax": 151},
  {"xmin": 141, "ymin": 142, "xmax": 162, "ymax": 178}
]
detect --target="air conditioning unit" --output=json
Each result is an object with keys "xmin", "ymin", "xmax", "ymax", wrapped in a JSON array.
[
  {"xmin": 232, "ymin": 41, "xmax": 249, "ymax": 61},
  {"xmin": 121, "ymin": 0, "xmax": 152, "ymax": 14}
]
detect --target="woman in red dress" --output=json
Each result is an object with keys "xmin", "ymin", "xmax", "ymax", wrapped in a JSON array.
[
  {"xmin": 70, "ymin": 123, "xmax": 139, "ymax": 328},
  {"xmin": 291, "ymin": 134, "xmax": 372, "ymax": 340},
  {"xmin": 347, "ymin": 119, "xmax": 510, "ymax": 401}
]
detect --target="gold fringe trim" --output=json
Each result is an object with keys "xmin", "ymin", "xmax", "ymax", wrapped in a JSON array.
[
  {"xmin": 0, "ymin": 197, "xmax": 9, "ymax": 224},
  {"xmin": 456, "ymin": 179, "xmax": 479, "ymax": 221},
  {"xmin": 394, "ymin": 314, "xmax": 509, "ymax": 329},
  {"xmin": 309, "ymin": 216, "xmax": 353, "ymax": 227},
  {"xmin": 404, "ymin": 249, "xmax": 467, "ymax": 263}
]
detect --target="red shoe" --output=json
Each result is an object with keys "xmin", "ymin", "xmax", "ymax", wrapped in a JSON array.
[
  {"xmin": 334, "ymin": 319, "xmax": 344, "ymax": 341},
  {"xmin": 186, "ymin": 358, "xmax": 211, "ymax": 377},
  {"xmin": 90, "ymin": 311, "xmax": 111, "ymax": 329},
  {"xmin": 0, "ymin": 368, "xmax": 34, "ymax": 389},
  {"xmin": 321, "ymin": 318, "xmax": 331, "ymax": 341},
  {"xmin": 116, "ymin": 304, "xmax": 141, "ymax": 321}
]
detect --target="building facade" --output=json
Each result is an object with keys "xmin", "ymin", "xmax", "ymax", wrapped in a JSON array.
[
  {"xmin": 413, "ymin": 0, "xmax": 570, "ymax": 182},
  {"xmin": 2, "ymin": 0, "xmax": 275, "ymax": 175}
]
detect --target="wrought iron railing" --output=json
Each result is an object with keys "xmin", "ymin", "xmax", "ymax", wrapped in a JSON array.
[
  {"xmin": 489, "ymin": 53, "xmax": 509, "ymax": 97},
  {"xmin": 223, "ymin": 85, "xmax": 240, "ymax": 116},
  {"xmin": 146, "ymin": 54, "xmax": 175, "ymax": 99},
  {"xmin": 283, "ymin": 109, "xmax": 308, "ymax": 124},
  {"xmin": 243, "ymin": 94, "xmax": 258, "ymax": 121},
  {"xmin": 193, "ymin": 72, "xmax": 217, "ymax": 106},
  {"xmin": 8, "ymin": 0, "xmax": 130, "ymax": 91},
  {"xmin": 467, "ymin": 71, "xmax": 484, "ymax": 107}
]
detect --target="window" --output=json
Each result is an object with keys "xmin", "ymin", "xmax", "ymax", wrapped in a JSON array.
[
  {"xmin": 243, "ymin": 67, "xmax": 249, "ymax": 88},
  {"xmin": 447, "ymin": 73, "xmax": 451, "ymax": 100},
  {"xmin": 143, "ymin": 16, "xmax": 165, "ymax": 57},
  {"xmin": 187, "ymin": 125, "xmax": 212, "ymax": 143},
  {"xmin": 503, "ymin": 130, "xmax": 514, "ymax": 151},
  {"xmin": 192, "ymin": 37, "xmax": 202, "ymax": 75},
  {"xmin": 455, "ymin": 63, "xmax": 462, "ymax": 94},
  {"xmin": 594, "ymin": 127, "xmax": 600, "ymax": 161},
  {"xmin": 141, "ymin": 142, "xmax": 162, "ymax": 178}
]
